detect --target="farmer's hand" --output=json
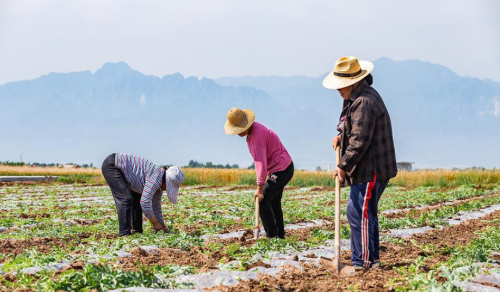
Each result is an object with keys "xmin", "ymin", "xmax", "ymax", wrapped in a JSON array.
[
  {"xmin": 332, "ymin": 136, "xmax": 341, "ymax": 150},
  {"xmin": 152, "ymin": 222, "xmax": 163, "ymax": 233},
  {"xmin": 254, "ymin": 185, "xmax": 264, "ymax": 202},
  {"xmin": 333, "ymin": 167, "xmax": 346, "ymax": 183},
  {"xmin": 254, "ymin": 190, "xmax": 264, "ymax": 202},
  {"xmin": 150, "ymin": 217, "xmax": 163, "ymax": 233},
  {"xmin": 159, "ymin": 223, "xmax": 169, "ymax": 234}
]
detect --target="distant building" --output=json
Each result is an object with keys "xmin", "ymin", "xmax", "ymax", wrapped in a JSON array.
[
  {"xmin": 63, "ymin": 163, "xmax": 80, "ymax": 169},
  {"xmin": 397, "ymin": 162, "xmax": 414, "ymax": 172}
]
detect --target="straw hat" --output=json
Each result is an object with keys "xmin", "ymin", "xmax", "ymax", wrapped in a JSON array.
[
  {"xmin": 322, "ymin": 56, "xmax": 374, "ymax": 90},
  {"xmin": 165, "ymin": 166, "xmax": 184, "ymax": 204},
  {"xmin": 224, "ymin": 108, "xmax": 255, "ymax": 135}
]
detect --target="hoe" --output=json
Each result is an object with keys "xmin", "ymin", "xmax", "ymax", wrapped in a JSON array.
[
  {"xmin": 254, "ymin": 196, "xmax": 260, "ymax": 239},
  {"xmin": 319, "ymin": 146, "xmax": 355, "ymax": 276}
]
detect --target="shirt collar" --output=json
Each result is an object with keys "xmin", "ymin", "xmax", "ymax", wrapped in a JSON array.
[
  {"xmin": 348, "ymin": 79, "xmax": 368, "ymax": 101},
  {"xmin": 246, "ymin": 125, "xmax": 254, "ymax": 142}
]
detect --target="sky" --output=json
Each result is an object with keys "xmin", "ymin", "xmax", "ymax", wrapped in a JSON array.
[{"xmin": 0, "ymin": 0, "xmax": 499, "ymax": 85}]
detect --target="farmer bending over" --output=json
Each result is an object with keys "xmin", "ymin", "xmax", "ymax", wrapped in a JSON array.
[
  {"xmin": 224, "ymin": 108, "xmax": 294, "ymax": 239},
  {"xmin": 102, "ymin": 153, "xmax": 184, "ymax": 236}
]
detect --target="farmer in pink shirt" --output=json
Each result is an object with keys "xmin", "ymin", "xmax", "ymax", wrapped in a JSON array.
[{"xmin": 225, "ymin": 108, "xmax": 294, "ymax": 239}]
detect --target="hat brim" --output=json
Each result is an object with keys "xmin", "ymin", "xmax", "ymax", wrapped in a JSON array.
[
  {"xmin": 165, "ymin": 178, "xmax": 180, "ymax": 204},
  {"xmin": 224, "ymin": 109, "xmax": 255, "ymax": 135},
  {"xmin": 322, "ymin": 60, "xmax": 374, "ymax": 90}
]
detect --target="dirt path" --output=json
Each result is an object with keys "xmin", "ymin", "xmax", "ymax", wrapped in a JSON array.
[{"xmin": 210, "ymin": 209, "xmax": 500, "ymax": 292}]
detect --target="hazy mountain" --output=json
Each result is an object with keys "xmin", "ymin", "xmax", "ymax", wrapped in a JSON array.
[
  {"xmin": 1, "ymin": 58, "xmax": 499, "ymax": 169},
  {"xmin": 0, "ymin": 62, "xmax": 331, "ymax": 169}
]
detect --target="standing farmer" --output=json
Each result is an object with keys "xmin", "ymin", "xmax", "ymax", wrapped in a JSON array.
[
  {"xmin": 102, "ymin": 153, "xmax": 184, "ymax": 236},
  {"xmin": 224, "ymin": 108, "xmax": 294, "ymax": 239},
  {"xmin": 322, "ymin": 56, "xmax": 397, "ymax": 270}
]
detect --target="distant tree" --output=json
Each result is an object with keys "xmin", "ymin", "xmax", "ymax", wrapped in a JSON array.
[
  {"xmin": 0, "ymin": 161, "xmax": 26, "ymax": 166},
  {"xmin": 247, "ymin": 162, "xmax": 255, "ymax": 169},
  {"xmin": 316, "ymin": 166, "xmax": 322, "ymax": 171},
  {"xmin": 186, "ymin": 160, "xmax": 240, "ymax": 169}
]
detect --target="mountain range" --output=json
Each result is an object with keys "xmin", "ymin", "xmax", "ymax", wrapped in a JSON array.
[{"xmin": 1, "ymin": 58, "xmax": 499, "ymax": 169}]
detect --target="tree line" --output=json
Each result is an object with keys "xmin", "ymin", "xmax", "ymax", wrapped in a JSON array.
[
  {"xmin": 186, "ymin": 160, "xmax": 255, "ymax": 169},
  {"xmin": 0, "ymin": 161, "xmax": 94, "ymax": 168}
]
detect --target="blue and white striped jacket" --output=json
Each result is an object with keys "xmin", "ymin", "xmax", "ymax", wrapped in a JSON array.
[{"xmin": 115, "ymin": 153, "xmax": 165, "ymax": 224}]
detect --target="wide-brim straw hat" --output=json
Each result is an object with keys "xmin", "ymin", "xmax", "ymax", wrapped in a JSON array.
[
  {"xmin": 224, "ymin": 108, "xmax": 255, "ymax": 135},
  {"xmin": 165, "ymin": 166, "xmax": 184, "ymax": 204},
  {"xmin": 322, "ymin": 56, "xmax": 374, "ymax": 90}
]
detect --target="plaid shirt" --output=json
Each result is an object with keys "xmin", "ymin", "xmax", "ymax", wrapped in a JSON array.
[
  {"xmin": 338, "ymin": 80, "xmax": 397, "ymax": 185},
  {"xmin": 115, "ymin": 153, "xmax": 165, "ymax": 224}
]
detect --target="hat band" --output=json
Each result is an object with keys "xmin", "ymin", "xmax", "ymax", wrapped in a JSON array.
[{"xmin": 333, "ymin": 69, "xmax": 362, "ymax": 77}]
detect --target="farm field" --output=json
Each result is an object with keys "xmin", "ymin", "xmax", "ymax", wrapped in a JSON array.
[{"xmin": 1, "ymin": 178, "xmax": 500, "ymax": 291}]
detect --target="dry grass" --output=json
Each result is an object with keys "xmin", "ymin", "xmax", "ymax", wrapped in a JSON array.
[
  {"xmin": 0, "ymin": 165, "xmax": 101, "ymax": 176},
  {"xmin": 0, "ymin": 165, "xmax": 104, "ymax": 184},
  {"xmin": 1, "ymin": 165, "xmax": 499, "ymax": 188},
  {"xmin": 391, "ymin": 169, "xmax": 500, "ymax": 188},
  {"xmin": 183, "ymin": 168, "xmax": 254, "ymax": 186}
]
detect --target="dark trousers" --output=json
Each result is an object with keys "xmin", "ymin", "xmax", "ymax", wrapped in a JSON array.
[
  {"xmin": 260, "ymin": 161, "xmax": 294, "ymax": 238},
  {"xmin": 102, "ymin": 154, "xmax": 143, "ymax": 237},
  {"xmin": 347, "ymin": 173, "xmax": 389, "ymax": 267}
]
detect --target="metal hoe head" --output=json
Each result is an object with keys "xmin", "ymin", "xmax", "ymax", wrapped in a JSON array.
[
  {"xmin": 319, "ymin": 256, "xmax": 356, "ymax": 277},
  {"xmin": 253, "ymin": 226, "xmax": 260, "ymax": 240}
]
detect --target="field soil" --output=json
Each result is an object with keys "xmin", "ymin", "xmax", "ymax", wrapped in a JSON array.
[{"xmin": 211, "ymin": 209, "xmax": 500, "ymax": 291}]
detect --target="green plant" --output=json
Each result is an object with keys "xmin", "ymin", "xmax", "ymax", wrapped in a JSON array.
[{"xmin": 37, "ymin": 264, "xmax": 193, "ymax": 291}]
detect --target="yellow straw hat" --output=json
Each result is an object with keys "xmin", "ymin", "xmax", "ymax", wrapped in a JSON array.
[
  {"xmin": 322, "ymin": 56, "xmax": 374, "ymax": 90},
  {"xmin": 224, "ymin": 108, "xmax": 255, "ymax": 135}
]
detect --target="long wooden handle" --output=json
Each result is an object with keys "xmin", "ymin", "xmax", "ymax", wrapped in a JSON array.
[
  {"xmin": 254, "ymin": 197, "xmax": 260, "ymax": 228},
  {"xmin": 335, "ymin": 146, "xmax": 341, "ymax": 270}
]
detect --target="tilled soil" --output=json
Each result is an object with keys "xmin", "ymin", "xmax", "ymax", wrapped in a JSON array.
[
  {"xmin": 119, "ymin": 246, "xmax": 224, "ymax": 270},
  {"xmin": 210, "ymin": 225, "xmax": 321, "ymax": 248},
  {"xmin": 19, "ymin": 212, "xmax": 51, "ymax": 219},
  {"xmin": 118, "ymin": 227, "xmax": 319, "ymax": 272},
  {"xmin": 0, "ymin": 232, "xmax": 117, "ymax": 262},
  {"xmin": 0, "ymin": 237, "xmax": 64, "ymax": 259},
  {"xmin": 210, "ymin": 209, "xmax": 500, "ymax": 291},
  {"xmin": 383, "ymin": 192, "xmax": 500, "ymax": 220},
  {"xmin": 177, "ymin": 221, "xmax": 248, "ymax": 234}
]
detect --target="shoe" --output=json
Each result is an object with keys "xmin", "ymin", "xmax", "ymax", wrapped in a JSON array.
[
  {"xmin": 353, "ymin": 265, "xmax": 366, "ymax": 271},
  {"xmin": 371, "ymin": 261, "xmax": 382, "ymax": 268}
]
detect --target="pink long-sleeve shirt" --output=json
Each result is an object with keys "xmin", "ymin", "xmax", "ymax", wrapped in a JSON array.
[{"xmin": 246, "ymin": 122, "xmax": 292, "ymax": 185}]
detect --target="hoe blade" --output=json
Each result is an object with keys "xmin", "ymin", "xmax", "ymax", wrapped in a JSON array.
[
  {"xmin": 253, "ymin": 227, "xmax": 260, "ymax": 240},
  {"xmin": 319, "ymin": 256, "xmax": 356, "ymax": 277}
]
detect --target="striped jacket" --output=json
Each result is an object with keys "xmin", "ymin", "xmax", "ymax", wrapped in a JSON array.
[
  {"xmin": 115, "ymin": 153, "xmax": 165, "ymax": 224},
  {"xmin": 338, "ymin": 80, "xmax": 397, "ymax": 185}
]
